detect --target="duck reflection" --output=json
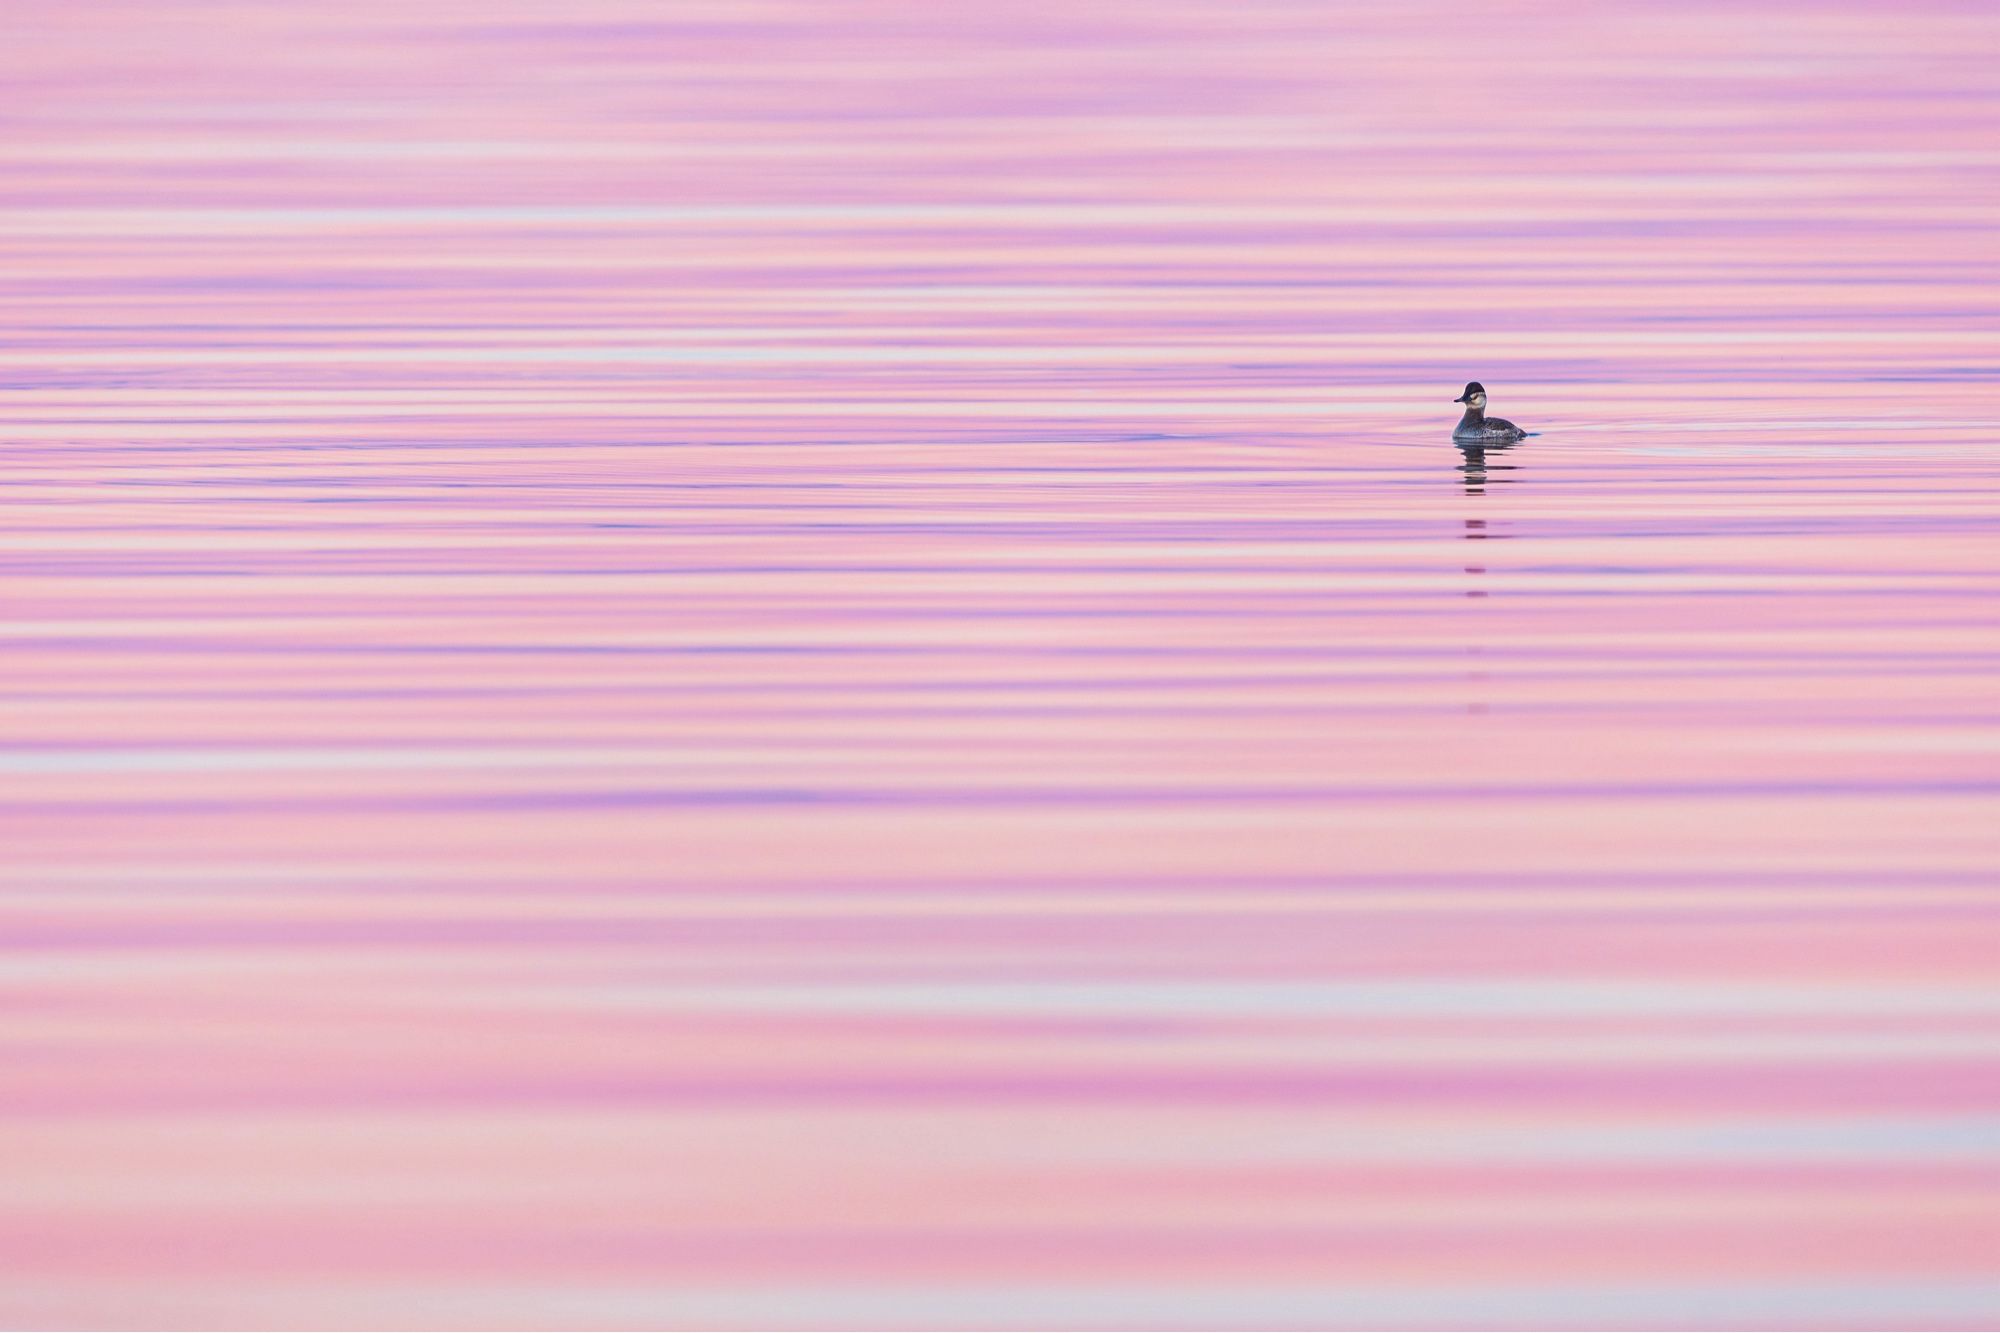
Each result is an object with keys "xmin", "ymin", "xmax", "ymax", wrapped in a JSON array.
[
  {"xmin": 1457, "ymin": 441, "xmax": 1520, "ymax": 495},
  {"xmin": 1456, "ymin": 443, "xmax": 1521, "ymax": 715}
]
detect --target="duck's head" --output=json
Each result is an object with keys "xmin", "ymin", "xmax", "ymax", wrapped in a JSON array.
[{"xmin": 1453, "ymin": 382, "xmax": 1487, "ymax": 409}]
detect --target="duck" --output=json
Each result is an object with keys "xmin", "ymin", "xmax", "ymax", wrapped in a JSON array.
[{"xmin": 1451, "ymin": 382, "xmax": 1530, "ymax": 444}]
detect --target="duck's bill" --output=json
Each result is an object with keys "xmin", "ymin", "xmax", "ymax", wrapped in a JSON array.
[{"xmin": 1452, "ymin": 392, "xmax": 1470, "ymax": 402}]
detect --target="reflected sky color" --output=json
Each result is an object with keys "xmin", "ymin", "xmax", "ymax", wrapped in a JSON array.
[{"xmin": 3, "ymin": 1, "xmax": 1999, "ymax": 1328}]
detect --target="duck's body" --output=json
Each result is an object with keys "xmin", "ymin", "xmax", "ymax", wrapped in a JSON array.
[
  {"xmin": 1451, "ymin": 382, "xmax": 1529, "ymax": 443},
  {"xmin": 1455, "ymin": 414, "xmax": 1526, "ymax": 445}
]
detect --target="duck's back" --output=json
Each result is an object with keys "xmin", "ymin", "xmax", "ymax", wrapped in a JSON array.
[{"xmin": 1456, "ymin": 416, "xmax": 1525, "ymax": 443}]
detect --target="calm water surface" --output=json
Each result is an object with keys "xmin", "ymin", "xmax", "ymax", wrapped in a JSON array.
[{"xmin": 4, "ymin": 1, "xmax": 1999, "ymax": 1327}]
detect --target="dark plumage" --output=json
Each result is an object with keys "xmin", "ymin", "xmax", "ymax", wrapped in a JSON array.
[{"xmin": 1451, "ymin": 381, "xmax": 1529, "ymax": 443}]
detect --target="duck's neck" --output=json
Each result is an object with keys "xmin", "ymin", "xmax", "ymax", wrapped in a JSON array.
[{"xmin": 1458, "ymin": 404, "xmax": 1485, "ymax": 429}]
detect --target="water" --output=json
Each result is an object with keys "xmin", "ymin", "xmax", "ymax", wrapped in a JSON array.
[{"xmin": 4, "ymin": 1, "xmax": 1999, "ymax": 1327}]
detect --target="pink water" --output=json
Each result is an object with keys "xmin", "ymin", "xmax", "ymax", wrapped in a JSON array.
[{"xmin": 5, "ymin": 1, "xmax": 2000, "ymax": 1328}]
